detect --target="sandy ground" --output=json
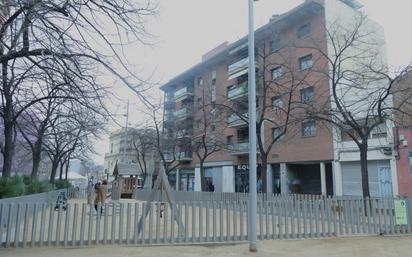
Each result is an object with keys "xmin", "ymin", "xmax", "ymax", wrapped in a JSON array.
[{"xmin": 1, "ymin": 236, "xmax": 411, "ymax": 257}]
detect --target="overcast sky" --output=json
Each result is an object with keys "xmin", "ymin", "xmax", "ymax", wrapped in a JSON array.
[{"xmin": 93, "ymin": 0, "xmax": 412, "ymax": 165}]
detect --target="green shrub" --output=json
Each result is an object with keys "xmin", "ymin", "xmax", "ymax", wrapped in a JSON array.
[
  {"xmin": 54, "ymin": 179, "xmax": 73, "ymax": 190},
  {"xmin": 0, "ymin": 175, "xmax": 26, "ymax": 199},
  {"xmin": 25, "ymin": 179, "xmax": 54, "ymax": 194}
]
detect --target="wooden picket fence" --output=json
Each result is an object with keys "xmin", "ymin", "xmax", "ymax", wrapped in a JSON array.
[
  {"xmin": 67, "ymin": 187, "xmax": 89, "ymax": 199},
  {"xmin": 134, "ymin": 189, "xmax": 333, "ymax": 203},
  {"xmin": 1, "ymin": 196, "xmax": 411, "ymax": 248}
]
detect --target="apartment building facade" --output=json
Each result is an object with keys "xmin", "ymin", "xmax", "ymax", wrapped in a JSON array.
[
  {"xmin": 104, "ymin": 128, "xmax": 158, "ymax": 186},
  {"xmin": 161, "ymin": 0, "xmax": 398, "ymax": 197}
]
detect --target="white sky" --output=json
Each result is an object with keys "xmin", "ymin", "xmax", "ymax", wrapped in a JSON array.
[{"xmin": 93, "ymin": 0, "xmax": 412, "ymax": 165}]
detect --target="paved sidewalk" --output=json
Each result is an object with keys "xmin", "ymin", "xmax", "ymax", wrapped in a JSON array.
[{"xmin": 1, "ymin": 236, "xmax": 411, "ymax": 257}]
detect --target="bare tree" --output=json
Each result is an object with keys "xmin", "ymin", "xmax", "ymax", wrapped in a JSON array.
[
  {"xmin": 44, "ymin": 105, "xmax": 104, "ymax": 183},
  {"xmin": 132, "ymin": 127, "xmax": 158, "ymax": 188},
  {"xmin": 0, "ymin": 0, "xmax": 157, "ymax": 177},
  {"xmin": 302, "ymin": 14, "xmax": 411, "ymax": 197},
  {"xmin": 191, "ymin": 78, "xmax": 226, "ymax": 191},
  {"xmin": 17, "ymin": 96, "xmax": 59, "ymax": 178},
  {"xmin": 253, "ymin": 28, "xmax": 313, "ymax": 193}
]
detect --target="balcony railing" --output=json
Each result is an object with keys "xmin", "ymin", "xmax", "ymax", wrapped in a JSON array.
[
  {"xmin": 176, "ymin": 129, "xmax": 193, "ymax": 139},
  {"xmin": 228, "ymin": 81, "xmax": 248, "ymax": 99},
  {"xmin": 227, "ymin": 113, "xmax": 248, "ymax": 127},
  {"xmin": 177, "ymin": 151, "xmax": 192, "ymax": 160},
  {"xmin": 228, "ymin": 57, "xmax": 249, "ymax": 75},
  {"xmin": 228, "ymin": 142, "xmax": 249, "ymax": 154},
  {"xmin": 163, "ymin": 151, "xmax": 192, "ymax": 161},
  {"xmin": 174, "ymin": 87, "xmax": 194, "ymax": 101},
  {"xmin": 174, "ymin": 107, "xmax": 193, "ymax": 119}
]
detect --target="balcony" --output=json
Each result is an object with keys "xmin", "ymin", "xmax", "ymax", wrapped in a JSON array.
[
  {"xmin": 163, "ymin": 151, "xmax": 192, "ymax": 162},
  {"xmin": 177, "ymin": 151, "xmax": 192, "ymax": 161},
  {"xmin": 228, "ymin": 81, "xmax": 248, "ymax": 100},
  {"xmin": 176, "ymin": 129, "xmax": 193, "ymax": 139},
  {"xmin": 228, "ymin": 142, "xmax": 250, "ymax": 155},
  {"xmin": 228, "ymin": 57, "xmax": 249, "ymax": 75},
  {"xmin": 227, "ymin": 113, "xmax": 248, "ymax": 127},
  {"xmin": 174, "ymin": 107, "xmax": 193, "ymax": 120},
  {"xmin": 174, "ymin": 87, "xmax": 194, "ymax": 101}
]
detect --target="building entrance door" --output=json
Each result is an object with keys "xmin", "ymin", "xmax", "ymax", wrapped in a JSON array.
[{"xmin": 378, "ymin": 166, "xmax": 393, "ymax": 197}]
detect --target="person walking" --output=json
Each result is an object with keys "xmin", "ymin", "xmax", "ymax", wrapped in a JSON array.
[{"xmin": 94, "ymin": 180, "xmax": 109, "ymax": 213}]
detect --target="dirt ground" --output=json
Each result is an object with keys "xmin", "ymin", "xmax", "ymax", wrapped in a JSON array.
[{"xmin": 1, "ymin": 236, "xmax": 411, "ymax": 257}]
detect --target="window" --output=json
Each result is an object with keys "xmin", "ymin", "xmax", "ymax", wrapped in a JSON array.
[
  {"xmin": 302, "ymin": 120, "xmax": 316, "ymax": 137},
  {"xmin": 211, "ymin": 125, "xmax": 216, "ymax": 143},
  {"xmin": 300, "ymin": 87, "xmax": 315, "ymax": 103},
  {"xmin": 212, "ymin": 70, "xmax": 217, "ymax": 79},
  {"xmin": 227, "ymin": 135, "xmax": 234, "ymax": 145},
  {"xmin": 299, "ymin": 54, "xmax": 313, "ymax": 70},
  {"xmin": 272, "ymin": 127, "xmax": 285, "ymax": 140},
  {"xmin": 371, "ymin": 122, "xmax": 388, "ymax": 138},
  {"xmin": 197, "ymin": 97, "xmax": 203, "ymax": 109},
  {"xmin": 270, "ymin": 38, "xmax": 281, "ymax": 52},
  {"xmin": 272, "ymin": 95, "xmax": 283, "ymax": 109},
  {"xmin": 211, "ymin": 101, "xmax": 216, "ymax": 109},
  {"xmin": 196, "ymin": 119, "xmax": 202, "ymax": 130},
  {"xmin": 211, "ymin": 79, "xmax": 216, "ymax": 101},
  {"xmin": 198, "ymin": 77, "xmax": 204, "ymax": 86},
  {"xmin": 271, "ymin": 66, "xmax": 283, "ymax": 80},
  {"xmin": 297, "ymin": 22, "xmax": 311, "ymax": 39}
]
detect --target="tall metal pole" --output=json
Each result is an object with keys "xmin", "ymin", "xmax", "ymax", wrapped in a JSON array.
[
  {"xmin": 247, "ymin": 0, "xmax": 258, "ymax": 252},
  {"xmin": 123, "ymin": 100, "xmax": 130, "ymax": 163}
]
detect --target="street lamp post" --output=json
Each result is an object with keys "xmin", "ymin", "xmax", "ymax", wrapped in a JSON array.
[{"xmin": 248, "ymin": 0, "xmax": 258, "ymax": 252}]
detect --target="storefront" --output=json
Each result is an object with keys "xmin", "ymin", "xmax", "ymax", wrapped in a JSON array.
[
  {"xmin": 234, "ymin": 164, "xmax": 262, "ymax": 193},
  {"xmin": 179, "ymin": 169, "xmax": 195, "ymax": 191},
  {"xmin": 341, "ymin": 160, "xmax": 393, "ymax": 197}
]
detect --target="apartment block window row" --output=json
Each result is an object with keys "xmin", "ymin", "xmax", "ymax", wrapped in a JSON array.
[
  {"xmin": 340, "ymin": 122, "xmax": 388, "ymax": 142},
  {"xmin": 299, "ymin": 54, "xmax": 313, "ymax": 70},
  {"xmin": 211, "ymin": 77, "xmax": 217, "ymax": 102},
  {"xmin": 302, "ymin": 120, "xmax": 316, "ymax": 137}
]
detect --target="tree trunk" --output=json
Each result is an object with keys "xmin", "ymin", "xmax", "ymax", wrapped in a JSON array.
[
  {"xmin": 360, "ymin": 142, "xmax": 370, "ymax": 198},
  {"xmin": 199, "ymin": 159, "xmax": 206, "ymax": 192},
  {"xmin": 49, "ymin": 157, "xmax": 59, "ymax": 183},
  {"xmin": 2, "ymin": 121, "xmax": 14, "ymax": 178},
  {"xmin": 31, "ymin": 141, "xmax": 42, "ymax": 178},
  {"xmin": 261, "ymin": 155, "xmax": 268, "ymax": 193},
  {"xmin": 59, "ymin": 160, "xmax": 64, "ymax": 180},
  {"xmin": 1, "ymin": 61, "xmax": 14, "ymax": 178},
  {"xmin": 65, "ymin": 158, "xmax": 70, "ymax": 180}
]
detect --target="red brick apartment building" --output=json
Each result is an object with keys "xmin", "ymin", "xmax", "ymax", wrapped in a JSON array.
[{"xmin": 161, "ymin": 0, "xmax": 397, "ymax": 197}]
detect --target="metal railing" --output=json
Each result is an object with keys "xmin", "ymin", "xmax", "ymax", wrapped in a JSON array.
[
  {"xmin": 228, "ymin": 57, "xmax": 249, "ymax": 75},
  {"xmin": 227, "ymin": 113, "xmax": 248, "ymax": 127},
  {"xmin": 227, "ymin": 81, "xmax": 248, "ymax": 99},
  {"xmin": 2, "ymin": 194, "xmax": 412, "ymax": 248},
  {"xmin": 174, "ymin": 108, "xmax": 193, "ymax": 119},
  {"xmin": 228, "ymin": 142, "xmax": 249, "ymax": 153},
  {"xmin": 174, "ymin": 87, "xmax": 194, "ymax": 100}
]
